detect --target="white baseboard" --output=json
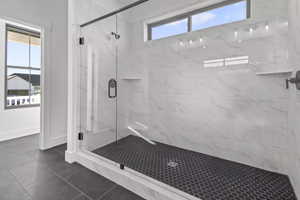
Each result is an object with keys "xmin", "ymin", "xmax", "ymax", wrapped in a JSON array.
[
  {"xmin": 290, "ymin": 178, "xmax": 300, "ymax": 199},
  {"xmin": 40, "ymin": 136, "xmax": 67, "ymax": 150},
  {"xmin": 65, "ymin": 150, "xmax": 76, "ymax": 163},
  {"xmin": 0, "ymin": 128, "xmax": 40, "ymax": 142}
]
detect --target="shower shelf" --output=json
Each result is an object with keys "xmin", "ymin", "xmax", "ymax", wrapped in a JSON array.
[{"xmin": 256, "ymin": 69, "xmax": 293, "ymax": 76}]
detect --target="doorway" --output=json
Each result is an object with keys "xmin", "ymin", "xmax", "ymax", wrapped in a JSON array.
[{"xmin": 0, "ymin": 18, "xmax": 45, "ymax": 149}]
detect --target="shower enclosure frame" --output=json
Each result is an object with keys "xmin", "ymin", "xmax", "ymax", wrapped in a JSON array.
[
  {"xmin": 66, "ymin": 1, "xmax": 200, "ymax": 199},
  {"xmin": 66, "ymin": 0, "xmax": 300, "ymax": 199}
]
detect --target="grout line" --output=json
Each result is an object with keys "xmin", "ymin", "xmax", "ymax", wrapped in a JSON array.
[
  {"xmin": 8, "ymin": 170, "xmax": 34, "ymax": 200},
  {"xmin": 97, "ymin": 184, "xmax": 118, "ymax": 200},
  {"xmin": 44, "ymin": 164, "xmax": 93, "ymax": 200},
  {"xmin": 45, "ymin": 153, "xmax": 120, "ymax": 200},
  {"xmin": 47, "ymin": 160, "xmax": 119, "ymax": 200},
  {"xmin": 71, "ymin": 193, "xmax": 83, "ymax": 200},
  {"xmin": 2, "ymin": 138, "xmax": 115, "ymax": 200},
  {"xmin": 72, "ymin": 193, "xmax": 88, "ymax": 200}
]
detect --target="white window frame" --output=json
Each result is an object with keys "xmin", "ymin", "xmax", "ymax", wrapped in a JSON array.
[
  {"xmin": 5, "ymin": 24, "xmax": 41, "ymax": 109},
  {"xmin": 146, "ymin": 0, "xmax": 251, "ymax": 41}
]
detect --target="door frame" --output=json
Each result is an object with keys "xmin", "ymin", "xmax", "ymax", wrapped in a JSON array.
[
  {"xmin": 66, "ymin": 0, "xmax": 119, "ymax": 161},
  {"xmin": 66, "ymin": 0, "xmax": 80, "ymax": 162},
  {"xmin": 0, "ymin": 17, "xmax": 47, "ymax": 149}
]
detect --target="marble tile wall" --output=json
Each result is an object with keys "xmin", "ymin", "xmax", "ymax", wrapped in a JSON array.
[{"xmin": 118, "ymin": 0, "xmax": 296, "ymax": 176}]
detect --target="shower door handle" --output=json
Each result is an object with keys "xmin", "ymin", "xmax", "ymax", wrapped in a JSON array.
[
  {"xmin": 108, "ymin": 79, "xmax": 117, "ymax": 98},
  {"xmin": 286, "ymin": 71, "xmax": 300, "ymax": 90}
]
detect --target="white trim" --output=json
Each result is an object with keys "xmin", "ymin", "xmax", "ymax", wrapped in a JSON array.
[
  {"xmin": 143, "ymin": 0, "xmax": 238, "ymax": 41},
  {"xmin": 41, "ymin": 135, "xmax": 67, "ymax": 150},
  {"xmin": 145, "ymin": 0, "xmax": 226, "ymax": 25},
  {"xmin": 65, "ymin": 150, "xmax": 76, "ymax": 163},
  {"xmin": 75, "ymin": 150, "xmax": 201, "ymax": 200},
  {"xmin": 1, "ymin": 17, "xmax": 41, "ymax": 33},
  {"xmin": 0, "ymin": 129, "xmax": 39, "ymax": 142},
  {"xmin": 38, "ymin": 23, "xmax": 48, "ymax": 150},
  {"xmin": 67, "ymin": 0, "xmax": 80, "ymax": 155}
]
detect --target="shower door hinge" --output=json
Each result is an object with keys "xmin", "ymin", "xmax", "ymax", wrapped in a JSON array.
[
  {"xmin": 79, "ymin": 37, "xmax": 84, "ymax": 45},
  {"xmin": 120, "ymin": 164, "xmax": 125, "ymax": 170},
  {"xmin": 78, "ymin": 132, "xmax": 84, "ymax": 141}
]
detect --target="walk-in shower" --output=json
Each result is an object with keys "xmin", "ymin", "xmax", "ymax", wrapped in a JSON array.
[{"xmin": 71, "ymin": 0, "xmax": 299, "ymax": 199}]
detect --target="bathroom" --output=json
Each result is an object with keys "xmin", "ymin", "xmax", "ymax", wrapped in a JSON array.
[{"xmin": 67, "ymin": 0, "xmax": 300, "ymax": 199}]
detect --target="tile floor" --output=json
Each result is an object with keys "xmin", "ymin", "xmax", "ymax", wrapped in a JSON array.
[
  {"xmin": 94, "ymin": 135, "xmax": 297, "ymax": 200},
  {"xmin": 0, "ymin": 134, "xmax": 145, "ymax": 200}
]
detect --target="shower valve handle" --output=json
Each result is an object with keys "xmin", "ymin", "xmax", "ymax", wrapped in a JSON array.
[{"xmin": 108, "ymin": 79, "xmax": 117, "ymax": 98}]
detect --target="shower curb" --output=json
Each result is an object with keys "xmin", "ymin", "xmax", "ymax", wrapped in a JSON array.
[{"xmin": 74, "ymin": 150, "xmax": 201, "ymax": 200}]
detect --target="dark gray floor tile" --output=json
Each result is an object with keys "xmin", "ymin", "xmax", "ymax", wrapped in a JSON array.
[
  {"xmin": 27, "ymin": 175, "xmax": 80, "ymax": 200},
  {"xmin": 51, "ymin": 143, "xmax": 67, "ymax": 156},
  {"xmin": 0, "ymin": 171, "xmax": 31, "ymax": 200},
  {"xmin": 66, "ymin": 165, "xmax": 116, "ymax": 200},
  {"xmin": 47, "ymin": 159, "xmax": 84, "ymax": 179},
  {"xmin": 73, "ymin": 194, "xmax": 91, "ymax": 200},
  {"xmin": 0, "ymin": 135, "xmax": 39, "ymax": 154},
  {"xmin": 0, "ymin": 151, "xmax": 36, "ymax": 170},
  {"xmin": 0, "ymin": 170, "xmax": 17, "ymax": 187},
  {"xmin": 99, "ymin": 186, "xmax": 145, "ymax": 200},
  {"xmin": 0, "ymin": 181, "xmax": 32, "ymax": 200},
  {"xmin": 0, "ymin": 134, "xmax": 38, "ymax": 147},
  {"xmin": 1, "ymin": 135, "xmax": 144, "ymax": 200},
  {"xmin": 25, "ymin": 147, "xmax": 80, "ymax": 179},
  {"xmin": 10, "ymin": 162, "xmax": 55, "ymax": 188},
  {"xmin": 29, "ymin": 148, "xmax": 64, "ymax": 165},
  {"xmin": 0, "ymin": 136, "xmax": 39, "ymax": 170}
]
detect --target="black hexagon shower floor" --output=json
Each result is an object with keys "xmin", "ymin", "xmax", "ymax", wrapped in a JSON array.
[{"xmin": 93, "ymin": 135, "xmax": 297, "ymax": 200}]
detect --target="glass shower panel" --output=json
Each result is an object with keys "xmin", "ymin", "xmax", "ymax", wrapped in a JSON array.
[
  {"xmin": 79, "ymin": 16, "xmax": 118, "ymax": 152},
  {"xmin": 77, "ymin": 0, "xmax": 297, "ymax": 199},
  {"xmin": 115, "ymin": 12, "xmax": 151, "ymax": 145}
]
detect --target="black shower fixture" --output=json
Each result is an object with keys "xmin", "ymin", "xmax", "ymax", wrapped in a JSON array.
[
  {"xmin": 111, "ymin": 32, "xmax": 120, "ymax": 40},
  {"xmin": 286, "ymin": 70, "xmax": 300, "ymax": 90}
]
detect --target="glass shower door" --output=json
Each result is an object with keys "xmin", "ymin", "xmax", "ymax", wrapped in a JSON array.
[{"xmin": 79, "ymin": 16, "xmax": 118, "ymax": 152}]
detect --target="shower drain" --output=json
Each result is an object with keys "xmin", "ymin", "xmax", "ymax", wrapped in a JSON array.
[{"xmin": 167, "ymin": 161, "xmax": 178, "ymax": 168}]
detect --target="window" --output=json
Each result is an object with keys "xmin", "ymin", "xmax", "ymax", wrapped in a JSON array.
[
  {"xmin": 148, "ymin": 0, "xmax": 250, "ymax": 40},
  {"xmin": 5, "ymin": 25, "xmax": 41, "ymax": 109},
  {"xmin": 151, "ymin": 18, "xmax": 188, "ymax": 40}
]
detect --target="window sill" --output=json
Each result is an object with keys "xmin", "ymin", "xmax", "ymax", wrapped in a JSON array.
[{"xmin": 5, "ymin": 104, "xmax": 40, "ymax": 110}]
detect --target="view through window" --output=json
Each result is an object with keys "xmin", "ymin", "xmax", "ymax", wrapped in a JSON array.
[
  {"xmin": 148, "ymin": 0, "xmax": 249, "ymax": 40},
  {"xmin": 6, "ymin": 25, "xmax": 41, "ymax": 108}
]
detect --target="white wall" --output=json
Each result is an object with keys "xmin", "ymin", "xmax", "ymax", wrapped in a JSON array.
[{"xmin": 0, "ymin": 0, "xmax": 68, "ymax": 147}]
